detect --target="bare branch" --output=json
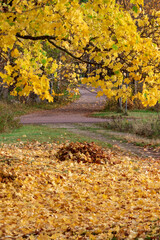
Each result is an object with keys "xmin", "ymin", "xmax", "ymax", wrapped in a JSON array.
[
  {"xmin": 16, "ymin": 33, "xmax": 72, "ymax": 44},
  {"xmin": 16, "ymin": 33, "xmax": 57, "ymax": 41}
]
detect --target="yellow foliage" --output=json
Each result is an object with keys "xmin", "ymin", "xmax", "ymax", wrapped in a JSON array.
[
  {"xmin": 0, "ymin": 0, "xmax": 160, "ymax": 105},
  {"xmin": 11, "ymin": 48, "xmax": 20, "ymax": 58}
]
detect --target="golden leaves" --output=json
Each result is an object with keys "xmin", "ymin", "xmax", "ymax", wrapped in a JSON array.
[
  {"xmin": 11, "ymin": 48, "xmax": 20, "ymax": 58},
  {"xmin": 0, "ymin": 142, "xmax": 159, "ymax": 239}
]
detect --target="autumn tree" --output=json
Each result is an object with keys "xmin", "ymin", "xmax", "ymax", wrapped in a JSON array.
[
  {"xmin": 109, "ymin": 0, "xmax": 160, "ymax": 109},
  {"xmin": 0, "ymin": 0, "xmax": 160, "ymax": 106}
]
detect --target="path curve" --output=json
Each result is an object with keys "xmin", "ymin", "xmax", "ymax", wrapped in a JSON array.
[
  {"xmin": 20, "ymin": 86, "xmax": 107, "ymax": 124},
  {"xmin": 20, "ymin": 86, "xmax": 160, "ymax": 159}
]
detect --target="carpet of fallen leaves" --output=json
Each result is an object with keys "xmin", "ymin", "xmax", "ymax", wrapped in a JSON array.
[{"xmin": 0, "ymin": 141, "xmax": 159, "ymax": 240}]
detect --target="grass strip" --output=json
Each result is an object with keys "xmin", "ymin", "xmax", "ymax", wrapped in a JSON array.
[{"xmin": 0, "ymin": 125, "xmax": 113, "ymax": 149}]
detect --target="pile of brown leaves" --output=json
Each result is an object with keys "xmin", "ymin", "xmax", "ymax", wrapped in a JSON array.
[
  {"xmin": 0, "ymin": 141, "xmax": 159, "ymax": 239},
  {"xmin": 56, "ymin": 142, "xmax": 111, "ymax": 164}
]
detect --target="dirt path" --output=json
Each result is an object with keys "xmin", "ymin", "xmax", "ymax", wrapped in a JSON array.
[
  {"xmin": 20, "ymin": 86, "xmax": 107, "ymax": 124},
  {"xmin": 20, "ymin": 86, "xmax": 160, "ymax": 159}
]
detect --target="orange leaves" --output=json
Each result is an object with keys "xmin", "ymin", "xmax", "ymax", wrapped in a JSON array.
[{"xmin": 0, "ymin": 142, "xmax": 159, "ymax": 239}]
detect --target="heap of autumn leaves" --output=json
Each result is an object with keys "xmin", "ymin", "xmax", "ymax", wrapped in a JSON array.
[
  {"xmin": 0, "ymin": 141, "xmax": 159, "ymax": 239},
  {"xmin": 0, "ymin": 0, "xmax": 160, "ymax": 106}
]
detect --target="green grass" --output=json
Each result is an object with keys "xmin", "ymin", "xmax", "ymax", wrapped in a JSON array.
[
  {"xmin": 127, "ymin": 109, "xmax": 159, "ymax": 118},
  {"xmin": 0, "ymin": 125, "xmax": 113, "ymax": 149},
  {"xmin": 0, "ymin": 125, "xmax": 79, "ymax": 144},
  {"xmin": 91, "ymin": 109, "xmax": 160, "ymax": 119}
]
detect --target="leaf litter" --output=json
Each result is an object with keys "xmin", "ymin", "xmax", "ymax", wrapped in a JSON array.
[
  {"xmin": 0, "ymin": 141, "xmax": 159, "ymax": 239},
  {"xmin": 56, "ymin": 142, "xmax": 112, "ymax": 164}
]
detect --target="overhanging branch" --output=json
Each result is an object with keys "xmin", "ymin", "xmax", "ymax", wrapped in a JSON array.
[
  {"xmin": 16, "ymin": 33, "xmax": 72, "ymax": 44},
  {"xmin": 16, "ymin": 33, "xmax": 57, "ymax": 41},
  {"xmin": 16, "ymin": 33, "xmax": 109, "ymax": 67},
  {"xmin": 48, "ymin": 39, "xmax": 94, "ymax": 65}
]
